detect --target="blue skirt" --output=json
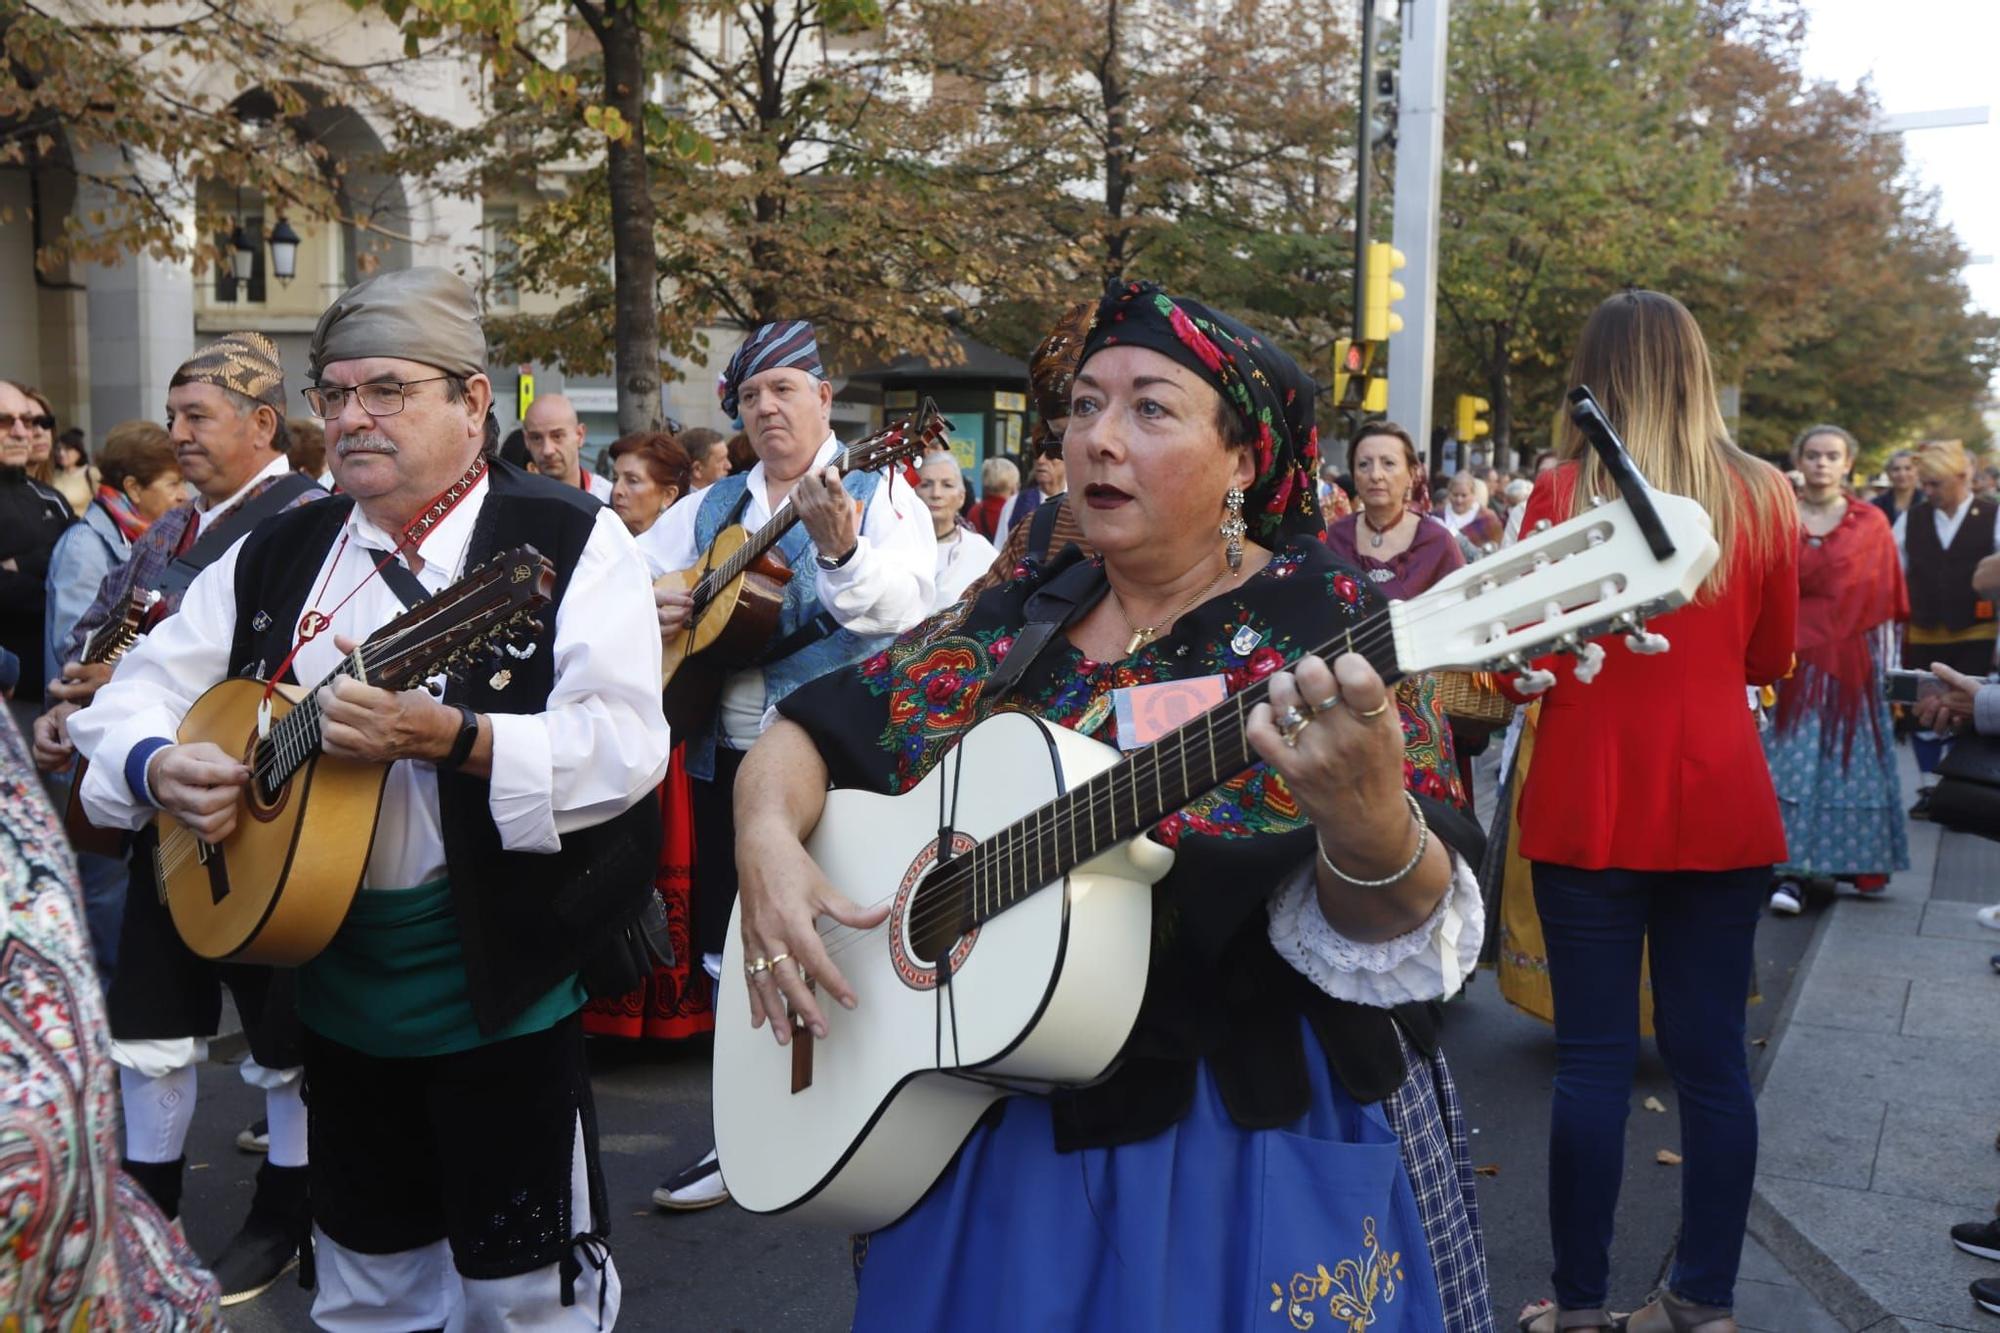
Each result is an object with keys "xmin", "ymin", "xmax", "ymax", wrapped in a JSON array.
[
  {"xmin": 852, "ymin": 1021, "xmax": 1462, "ymax": 1332},
  {"xmin": 1764, "ymin": 670, "xmax": 1909, "ymax": 879}
]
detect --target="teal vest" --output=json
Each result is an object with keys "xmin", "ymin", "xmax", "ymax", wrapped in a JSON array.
[{"xmin": 685, "ymin": 466, "xmax": 891, "ymax": 780}]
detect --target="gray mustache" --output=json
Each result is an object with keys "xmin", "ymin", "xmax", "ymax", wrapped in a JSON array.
[{"xmin": 336, "ymin": 436, "xmax": 397, "ymax": 458}]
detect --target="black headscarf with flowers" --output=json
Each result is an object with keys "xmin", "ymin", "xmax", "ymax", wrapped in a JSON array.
[{"xmin": 1078, "ymin": 279, "xmax": 1323, "ymax": 543}]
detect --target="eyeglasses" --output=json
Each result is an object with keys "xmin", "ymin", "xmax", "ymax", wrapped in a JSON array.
[
  {"xmin": 0, "ymin": 413, "xmax": 55, "ymax": 431},
  {"xmin": 304, "ymin": 376, "xmax": 455, "ymax": 418}
]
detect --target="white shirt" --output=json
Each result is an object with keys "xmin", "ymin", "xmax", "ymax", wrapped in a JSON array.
[
  {"xmin": 198, "ymin": 455, "xmax": 295, "ymax": 534},
  {"xmin": 582, "ymin": 470, "xmax": 615, "ymax": 504},
  {"xmin": 932, "ymin": 526, "xmax": 1000, "ymax": 612},
  {"xmin": 637, "ymin": 432, "xmax": 936, "ymax": 748},
  {"xmin": 70, "ymin": 475, "xmax": 671, "ymax": 892},
  {"xmin": 1893, "ymin": 495, "xmax": 2000, "ymax": 566}
]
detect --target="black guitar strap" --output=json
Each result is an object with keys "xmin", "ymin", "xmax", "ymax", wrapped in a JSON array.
[
  {"xmin": 359, "ymin": 549, "xmax": 431, "ymax": 612},
  {"xmin": 152, "ymin": 472, "xmax": 323, "ymax": 601}
]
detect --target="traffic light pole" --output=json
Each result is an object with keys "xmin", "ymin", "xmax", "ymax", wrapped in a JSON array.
[
  {"xmin": 1352, "ymin": 0, "xmax": 1378, "ymax": 342},
  {"xmin": 1387, "ymin": 0, "xmax": 1450, "ymax": 464}
]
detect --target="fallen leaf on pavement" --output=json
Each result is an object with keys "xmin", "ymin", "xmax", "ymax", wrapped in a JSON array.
[
  {"xmin": 1750, "ymin": 1037, "xmax": 1768, "ymax": 1047},
  {"xmin": 1656, "ymin": 1148, "xmax": 1683, "ymax": 1166},
  {"xmin": 1642, "ymin": 1096, "xmax": 1667, "ymax": 1113},
  {"xmin": 1473, "ymin": 1164, "xmax": 1501, "ymax": 1177}
]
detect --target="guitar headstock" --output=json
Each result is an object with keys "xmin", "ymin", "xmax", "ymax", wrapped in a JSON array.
[
  {"xmin": 1389, "ymin": 491, "xmax": 1720, "ymax": 676},
  {"xmin": 360, "ymin": 545, "xmax": 556, "ymax": 691},
  {"xmin": 842, "ymin": 398, "xmax": 948, "ymax": 476}
]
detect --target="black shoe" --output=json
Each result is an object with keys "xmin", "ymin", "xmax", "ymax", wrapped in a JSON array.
[
  {"xmin": 1956, "ymin": 1218, "xmax": 2000, "ymax": 1261},
  {"xmin": 236, "ymin": 1116, "xmax": 270, "ymax": 1154},
  {"xmin": 211, "ymin": 1161, "xmax": 309, "ymax": 1306},
  {"xmin": 652, "ymin": 1148, "xmax": 729, "ymax": 1210},
  {"xmin": 122, "ymin": 1155, "xmax": 186, "ymax": 1221},
  {"xmin": 1974, "ymin": 1275, "xmax": 2000, "ymax": 1316},
  {"xmin": 1912, "ymin": 788, "xmax": 1935, "ymax": 820}
]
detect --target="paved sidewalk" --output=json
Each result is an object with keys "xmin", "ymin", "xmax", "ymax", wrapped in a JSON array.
[{"xmin": 1751, "ymin": 750, "xmax": 2000, "ymax": 1331}]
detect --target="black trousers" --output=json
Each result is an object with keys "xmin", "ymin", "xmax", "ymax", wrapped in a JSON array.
[
  {"xmin": 107, "ymin": 825, "xmax": 302, "ymax": 1070},
  {"xmin": 689, "ymin": 746, "xmax": 748, "ymax": 959}
]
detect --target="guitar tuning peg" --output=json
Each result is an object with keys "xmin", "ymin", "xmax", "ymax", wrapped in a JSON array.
[
  {"xmin": 1532, "ymin": 519, "xmax": 1552, "ymax": 533},
  {"xmin": 1588, "ymin": 494, "xmax": 1607, "ymax": 508}
]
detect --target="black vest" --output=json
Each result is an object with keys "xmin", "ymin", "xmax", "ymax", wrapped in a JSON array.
[
  {"xmin": 227, "ymin": 460, "xmax": 662, "ymax": 1034},
  {"xmin": 1906, "ymin": 497, "xmax": 1997, "ymax": 633}
]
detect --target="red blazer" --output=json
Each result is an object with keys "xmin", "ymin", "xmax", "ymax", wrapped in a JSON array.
[
  {"xmin": 1507, "ymin": 465, "xmax": 1798, "ymax": 871},
  {"xmin": 969, "ymin": 493, "xmax": 1009, "ymax": 541}
]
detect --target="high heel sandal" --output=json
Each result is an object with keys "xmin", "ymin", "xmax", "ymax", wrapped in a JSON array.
[
  {"xmin": 1617, "ymin": 1288, "xmax": 1737, "ymax": 1333},
  {"xmin": 1518, "ymin": 1300, "xmax": 1617, "ymax": 1332}
]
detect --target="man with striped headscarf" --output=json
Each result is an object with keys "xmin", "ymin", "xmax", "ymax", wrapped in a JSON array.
[{"xmin": 638, "ymin": 318, "xmax": 935, "ymax": 1210}]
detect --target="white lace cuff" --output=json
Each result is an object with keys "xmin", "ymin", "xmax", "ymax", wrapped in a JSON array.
[{"xmin": 1266, "ymin": 847, "xmax": 1486, "ymax": 1006}]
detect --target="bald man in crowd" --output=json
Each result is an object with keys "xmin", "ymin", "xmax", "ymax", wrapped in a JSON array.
[{"xmin": 522, "ymin": 394, "xmax": 612, "ymax": 502}]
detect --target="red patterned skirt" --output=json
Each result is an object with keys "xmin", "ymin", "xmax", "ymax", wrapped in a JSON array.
[{"xmin": 582, "ymin": 747, "xmax": 714, "ymax": 1041}]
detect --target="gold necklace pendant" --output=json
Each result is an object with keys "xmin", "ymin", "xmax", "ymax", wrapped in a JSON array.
[{"xmin": 1124, "ymin": 626, "xmax": 1154, "ymax": 656}]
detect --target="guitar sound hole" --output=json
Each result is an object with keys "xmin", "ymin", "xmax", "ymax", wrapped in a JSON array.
[
  {"xmin": 905, "ymin": 866, "xmax": 974, "ymax": 967},
  {"xmin": 244, "ymin": 739, "xmax": 291, "ymax": 819}
]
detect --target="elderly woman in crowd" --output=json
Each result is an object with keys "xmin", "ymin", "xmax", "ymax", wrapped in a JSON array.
[
  {"xmin": 42, "ymin": 421, "xmax": 181, "ymax": 681},
  {"xmin": 607, "ymin": 430, "xmax": 692, "ymax": 537},
  {"xmin": 729, "ymin": 281, "xmax": 1492, "ymax": 1331},
  {"xmin": 1439, "ymin": 472, "xmax": 1504, "ymax": 551},
  {"xmin": 969, "ymin": 456, "xmax": 1019, "ymax": 539},
  {"xmin": 1763, "ymin": 424, "xmax": 1907, "ymax": 915},
  {"xmin": 916, "ymin": 452, "xmax": 999, "ymax": 611}
]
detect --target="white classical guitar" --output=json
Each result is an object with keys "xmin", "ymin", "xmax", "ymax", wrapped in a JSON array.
[{"xmin": 714, "ymin": 393, "xmax": 1721, "ymax": 1230}]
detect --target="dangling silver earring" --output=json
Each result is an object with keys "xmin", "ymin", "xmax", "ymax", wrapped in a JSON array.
[{"xmin": 1221, "ymin": 487, "xmax": 1247, "ymax": 572}]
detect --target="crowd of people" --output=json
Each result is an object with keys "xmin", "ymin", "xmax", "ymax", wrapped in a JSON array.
[{"xmin": 0, "ymin": 267, "xmax": 1995, "ymax": 1333}]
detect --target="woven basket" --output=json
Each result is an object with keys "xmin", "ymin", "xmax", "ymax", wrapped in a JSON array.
[{"xmin": 1434, "ymin": 670, "xmax": 1516, "ymax": 725}]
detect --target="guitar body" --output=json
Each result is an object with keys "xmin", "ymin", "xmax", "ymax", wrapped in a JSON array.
[
  {"xmin": 713, "ymin": 711, "xmax": 1170, "ymax": 1229},
  {"xmin": 658, "ymin": 524, "xmax": 792, "ymax": 736},
  {"xmin": 158, "ymin": 678, "xmax": 388, "ymax": 965}
]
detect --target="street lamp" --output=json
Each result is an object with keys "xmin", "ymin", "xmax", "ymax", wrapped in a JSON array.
[
  {"xmin": 229, "ymin": 222, "xmax": 258, "ymax": 284},
  {"xmin": 267, "ymin": 218, "xmax": 301, "ymax": 285}
]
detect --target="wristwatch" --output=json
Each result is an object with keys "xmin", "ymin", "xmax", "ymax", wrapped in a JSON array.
[
  {"xmin": 439, "ymin": 703, "xmax": 480, "ymax": 770},
  {"xmin": 814, "ymin": 543, "xmax": 858, "ymax": 572}
]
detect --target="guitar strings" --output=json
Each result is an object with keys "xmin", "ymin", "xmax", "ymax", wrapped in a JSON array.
[
  {"xmin": 152, "ymin": 631, "xmax": 423, "ymax": 878},
  {"xmin": 815, "ymin": 553, "xmax": 1626, "ymax": 965}
]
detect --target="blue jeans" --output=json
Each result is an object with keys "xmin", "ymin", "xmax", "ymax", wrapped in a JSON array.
[{"xmin": 1531, "ymin": 863, "xmax": 1768, "ymax": 1311}]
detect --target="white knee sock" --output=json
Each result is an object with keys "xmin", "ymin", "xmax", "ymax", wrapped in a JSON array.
[
  {"xmin": 265, "ymin": 1076, "xmax": 309, "ymax": 1168},
  {"xmin": 120, "ymin": 1063, "xmax": 198, "ymax": 1164}
]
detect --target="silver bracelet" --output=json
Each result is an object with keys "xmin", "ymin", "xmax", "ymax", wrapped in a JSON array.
[{"xmin": 1316, "ymin": 791, "xmax": 1429, "ymax": 888}]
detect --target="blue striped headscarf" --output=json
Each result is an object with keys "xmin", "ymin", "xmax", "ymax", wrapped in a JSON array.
[{"xmin": 720, "ymin": 320, "xmax": 825, "ymax": 418}]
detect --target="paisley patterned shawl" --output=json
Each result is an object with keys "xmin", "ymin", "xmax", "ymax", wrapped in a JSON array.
[{"xmin": 0, "ymin": 711, "xmax": 221, "ymax": 1329}]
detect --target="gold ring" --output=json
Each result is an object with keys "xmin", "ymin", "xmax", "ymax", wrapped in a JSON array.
[
  {"xmin": 769, "ymin": 953, "xmax": 792, "ymax": 970},
  {"xmin": 1355, "ymin": 699, "xmax": 1391, "ymax": 720},
  {"xmin": 745, "ymin": 956, "xmax": 771, "ymax": 978},
  {"xmin": 1277, "ymin": 705, "xmax": 1313, "ymax": 748}
]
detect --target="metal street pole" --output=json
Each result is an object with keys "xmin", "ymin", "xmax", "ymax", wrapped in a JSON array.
[
  {"xmin": 1387, "ymin": 0, "xmax": 1450, "ymax": 465},
  {"xmin": 1352, "ymin": 0, "xmax": 1378, "ymax": 340}
]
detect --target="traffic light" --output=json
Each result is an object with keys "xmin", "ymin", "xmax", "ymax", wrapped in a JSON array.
[
  {"xmin": 1363, "ymin": 241, "xmax": 1406, "ymax": 343},
  {"xmin": 1455, "ymin": 394, "xmax": 1491, "ymax": 443},
  {"xmin": 1333, "ymin": 338, "xmax": 1364, "ymax": 411}
]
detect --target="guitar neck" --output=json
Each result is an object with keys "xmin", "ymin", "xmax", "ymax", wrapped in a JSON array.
[
  {"xmin": 957, "ymin": 604, "xmax": 1406, "ymax": 932},
  {"xmin": 255, "ymin": 656, "xmax": 369, "ymax": 791}
]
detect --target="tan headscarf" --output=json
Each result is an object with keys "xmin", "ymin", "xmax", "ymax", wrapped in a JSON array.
[{"xmin": 308, "ymin": 267, "xmax": 487, "ymax": 381}]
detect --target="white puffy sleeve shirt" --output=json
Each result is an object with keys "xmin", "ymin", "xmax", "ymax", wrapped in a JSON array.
[
  {"xmin": 1265, "ymin": 851, "xmax": 1485, "ymax": 1006},
  {"xmin": 68, "ymin": 479, "xmax": 670, "ymax": 892}
]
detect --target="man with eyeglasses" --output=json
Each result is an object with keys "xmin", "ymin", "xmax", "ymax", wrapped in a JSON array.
[
  {"xmin": 34, "ymin": 333, "xmax": 326, "ymax": 1309},
  {"xmin": 523, "ymin": 393, "xmax": 613, "ymax": 502},
  {"xmin": 70, "ymin": 268, "xmax": 666, "ymax": 1330},
  {"xmin": 0, "ymin": 378, "xmax": 76, "ymax": 713}
]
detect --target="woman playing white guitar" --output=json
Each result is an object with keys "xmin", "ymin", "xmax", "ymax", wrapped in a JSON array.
[{"xmin": 725, "ymin": 282, "xmax": 1493, "ymax": 1331}]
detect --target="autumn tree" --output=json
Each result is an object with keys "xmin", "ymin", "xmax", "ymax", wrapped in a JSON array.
[
  {"xmin": 0, "ymin": 0, "xmax": 409, "ymax": 271},
  {"xmin": 909, "ymin": 0, "xmax": 1359, "ymax": 367},
  {"xmin": 1431, "ymin": 0, "xmax": 1734, "ymax": 457}
]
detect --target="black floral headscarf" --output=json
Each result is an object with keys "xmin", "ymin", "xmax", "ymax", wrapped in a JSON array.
[{"xmin": 1078, "ymin": 280, "xmax": 1323, "ymax": 543}]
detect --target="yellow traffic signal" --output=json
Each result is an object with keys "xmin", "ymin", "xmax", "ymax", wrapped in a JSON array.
[
  {"xmin": 1363, "ymin": 241, "xmax": 1406, "ymax": 342},
  {"xmin": 1456, "ymin": 394, "xmax": 1491, "ymax": 442}
]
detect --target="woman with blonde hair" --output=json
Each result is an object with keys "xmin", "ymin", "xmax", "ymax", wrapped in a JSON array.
[
  {"xmin": 1511, "ymin": 291, "xmax": 1798, "ymax": 1333},
  {"xmin": 1894, "ymin": 437, "xmax": 1999, "ymax": 813}
]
